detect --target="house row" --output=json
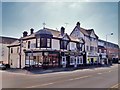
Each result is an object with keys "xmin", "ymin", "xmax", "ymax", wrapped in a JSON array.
[{"xmin": 3, "ymin": 22, "xmax": 119, "ymax": 69}]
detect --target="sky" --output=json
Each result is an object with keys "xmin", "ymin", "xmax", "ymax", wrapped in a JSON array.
[{"xmin": 1, "ymin": 0, "xmax": 119, "ymax": 45}]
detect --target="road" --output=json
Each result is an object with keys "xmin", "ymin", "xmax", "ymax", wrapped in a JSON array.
[{"xmin": 1, "ymin": 64, "xmax": 119, "ymax": 88}]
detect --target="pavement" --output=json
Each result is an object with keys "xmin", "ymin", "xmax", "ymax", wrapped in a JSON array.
[{"xmin": 2, "ymin": 64, "xmax": 113, "ymax": 75}]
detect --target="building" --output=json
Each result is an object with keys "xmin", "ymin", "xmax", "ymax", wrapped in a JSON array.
[
  {"xmin": 70, "ymin": 22, "xmax": 99, "ymax": 65},
  {"xmin": 98, "ymin": 39, "xmax": 119, "ymax": 64},
  {"xmin": 0, "ymin": 36, "xmax": 18, "ymax": 64},
  {"xmin": 8, "ymin": 27, "xmax": 84, "ymax": 69}
]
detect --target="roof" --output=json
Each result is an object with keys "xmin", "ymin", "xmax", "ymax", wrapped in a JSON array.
[
  {"xmin": 71, "ymin": 25, "xmax": 98, "ymax": 38},
  {"xmin": 80, "ymin": 27, "xmax": 89, "ymax": 36},
  {"xmin": 0, "ymin": 36, "xmax": 18, "ymax": 44},
  {"xmin": 69, "ymin": 36, "xmax": 82, "ymax": 43},
  {"xmin": 8, "ymin": 27, "xmax": 84, "ymax": 47},
  {"xmin": 36, "ymin": 28, "xmax": 53, "ymax": 36}
]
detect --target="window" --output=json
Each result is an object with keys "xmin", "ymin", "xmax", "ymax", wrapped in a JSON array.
[
  {"xmin": 40, "ymin": 38, "xmax": 51, "ymax": 48},
  {"xmin": 40, "ymin": 38, "xmax": 46, "ymax": 48},
  {"xmin": 90, "ymin": 46, "xmax": 94, "ymax": 51},
  {"xmin": 47, "ymin": 39, "xmax": 51, "ymax": 47},
  {"xmin": 70, "ymin": 57, "xmax": 74, "ymax": 65},
  {"xmin": 60, "ymin": 40, "xmax": 68, "ymax": 49},
  {"xmin": 28, "ymin": 41, "xmax": 30, "ymax": 49},
  {"xmin": 17, "ymin": 47, "xmax": 19, "ymax": 53},
  {"xmin": 37, "ymin": 38, "xmax": 40, "ymax": 48},
  {"xmin": 11, "ymin": 48, "xmax": 13, "ymax": 53},
  {"xmin": 86, "ymin": 46, "xmax": 89, "ymax": 51},
  {"xmin": 79, "ymin": 58, "xmax": 83, "ymax": 64}
]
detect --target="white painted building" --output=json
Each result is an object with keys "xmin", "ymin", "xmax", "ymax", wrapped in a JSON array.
[
  {"xmin": 8, "ymin": 27, "xmax": 84, "ymax": 68},
  {"xmin": 70, "ymin": 22, "xmax": 99, "ymax": 65}
]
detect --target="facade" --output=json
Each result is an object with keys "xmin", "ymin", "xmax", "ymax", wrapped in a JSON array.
[
  {"xmin": 0, "ymin": 36, "xmax": 18, "ymax": 64},
  {"xmin": 98, "ymin": 39, "xmax": 119, "ymax": 64},
  {"xmin": 8, "ymin": 27, "xmax": 84, "ymax": 68},
  {"xmin": 70, "ymin": 22, "xmax": 99, "ymax": 65}
]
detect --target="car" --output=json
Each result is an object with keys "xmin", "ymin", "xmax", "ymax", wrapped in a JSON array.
[
  {"xmin": 118, "ymin": 60, "xmax": 120, "ymax": 64},
  {"xmin": 0, "ymin": 63, "xmax": 6, "ymax": 70}
]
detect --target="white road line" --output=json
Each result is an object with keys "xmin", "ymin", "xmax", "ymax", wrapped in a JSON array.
[
  {"xmin": 26, "ymin": 82, "xmax": 54, "ymax": 88},
  {"xmin": 97, "ymin": 73, "xmax": 102, "ymax": 75}
]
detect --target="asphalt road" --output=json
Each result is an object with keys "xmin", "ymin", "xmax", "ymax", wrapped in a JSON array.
[{"xmin": 1, "ymin": 64, "xmax": 119, "ymax": 88}]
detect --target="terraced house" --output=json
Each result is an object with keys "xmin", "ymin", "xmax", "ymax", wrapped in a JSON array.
[
  {"xmin": 70, "ymin": 22, "xmax": 99, "ymax": 65},
  {"xmin": 8, "ymin": 27, "xmax": 84, "ymax": 69}
]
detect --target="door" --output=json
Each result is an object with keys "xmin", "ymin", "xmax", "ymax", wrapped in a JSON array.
[{"xmin": 62, "ymin": 56, "xmax": 66, "ymax": 68}]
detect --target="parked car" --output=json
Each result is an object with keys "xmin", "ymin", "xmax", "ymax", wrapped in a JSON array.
[
  {"xmin": 0, "ymin": 63, "xmax": 6, "ymax": 70},
  {"xmin": 118, "ymin": 60, "xmax": 120, "ymax": 64}
]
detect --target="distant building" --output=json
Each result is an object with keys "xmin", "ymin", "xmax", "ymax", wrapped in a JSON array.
[
  {"xmin": 0, "ymin": 36, "xmax": 18, "ymax": 64},
  {"xmin": 8, "ymin": 27, "xmax": 84, "ymax": 68},
  {"xmin": 70, "ymin": 22, "xmax": 99, "ymax": 65},
  {"xmin": 98, "ymin": 39, "xmax": 119, "ymax": 64}
]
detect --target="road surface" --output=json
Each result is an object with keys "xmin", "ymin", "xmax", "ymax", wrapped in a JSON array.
[{"xmin": 1, "ymin": 64, "xmax": 119, "ymax": 88}]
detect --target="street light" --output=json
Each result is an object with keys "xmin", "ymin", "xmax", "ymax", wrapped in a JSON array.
[{"xmin": 105, "ymin": 32, "xmax": 113, "ymax": 65}]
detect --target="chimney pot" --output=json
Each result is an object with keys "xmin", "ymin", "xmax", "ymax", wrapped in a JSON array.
[
  {"xmin": 23, "ymin": 31, "xmax": 28, "ymax": 37},
  {"xmin": 30, "ymin": 28, "xmax": 34, "ymax": 34},
  {"xmin": 61, "ymin": 27, "xmax": 65, "ymax": 36}
]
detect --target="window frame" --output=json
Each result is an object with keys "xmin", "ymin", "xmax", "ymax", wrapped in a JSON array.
[{"xmin": 40, "ymin": 38, "xmax": 51, "ymax": 48}]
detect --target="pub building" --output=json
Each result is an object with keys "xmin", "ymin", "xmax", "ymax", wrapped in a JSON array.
[{"xmin": 8, "ymin": 27, "xmax": 84, "ymax": 69}]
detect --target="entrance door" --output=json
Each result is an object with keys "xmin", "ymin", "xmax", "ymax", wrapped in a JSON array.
[
  {"xmin": 91, "ymin": 58, "xmax": 94, "ymax": 65},
  {"xmin": 62, "ymin": 56, "xmax": 66, "ymax": 68}
]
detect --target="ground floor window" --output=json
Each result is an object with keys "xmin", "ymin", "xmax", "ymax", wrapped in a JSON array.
[
  {"xmin": 70, "ymin": 56, "xmax": 75, "ymax": 65},
  {"xmin": 25, "ymin": 52, "xmax": 59, "ymax": 68}
]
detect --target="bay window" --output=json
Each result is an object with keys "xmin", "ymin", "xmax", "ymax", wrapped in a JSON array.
[{"xmin": 36, "ymin": 38, "xmax": 51, "ymax": 48}]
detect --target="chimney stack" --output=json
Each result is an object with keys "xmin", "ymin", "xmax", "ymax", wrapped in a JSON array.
[
  {"xmin": 23, "ymin": 31, "xmax": 28, "ymax": 37},
  {"xmin": 30, "ymin": 28, "xmax": 34, "ymax": 34},
  {"xmin": 76, "ymin": 22, "xmax": 80, "ymax": 28},
  {"xmin": 61, "ymin": 27, "xmax": 65, "ymax": 36}
]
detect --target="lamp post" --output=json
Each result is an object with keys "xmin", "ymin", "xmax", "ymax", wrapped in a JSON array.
[{"xmin": 105, "ymin": 32, "xmax": 113, "ymax": 65}]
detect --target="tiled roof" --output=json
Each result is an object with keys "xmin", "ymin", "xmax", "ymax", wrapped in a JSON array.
[
  {"xmin": 80, "ymin": 27, "xmax": 89, "ymax": 36},
  {"xmin": 0, "ymin": 36, "xmax": 18, "ymax": 44},
  {"xmin": 8, "ymin": 28, "xmax": 83, "ymax": 47}
]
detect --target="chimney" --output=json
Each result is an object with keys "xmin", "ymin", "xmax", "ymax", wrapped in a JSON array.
[
  {"xmin": 23, "ymin": 31, "xmax": 28, "ymax": 37},
  {"xmin": 61, "ymin": 27, "xmax": 65, "ymax": 36},
  {"xmin": 76, "ymin": 22, "xmax": 80, "ymax": 28},
  {"xmin": 30, "ymin": 28, "xmax": 34, "ymax": 34}
]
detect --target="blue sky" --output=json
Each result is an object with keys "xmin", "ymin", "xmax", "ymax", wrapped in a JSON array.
[{"xmin": 1, "ymin": 1, "xmax": 119, "ymax": 44}]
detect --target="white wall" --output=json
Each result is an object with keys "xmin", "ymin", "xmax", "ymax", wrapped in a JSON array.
[
  {"xmin": 52, "ymin": 39, "xmax": 60, "ymax": 50},
  {"xmin": 0, "ymin": 43, "xmax": 9, "ymax": 64}
]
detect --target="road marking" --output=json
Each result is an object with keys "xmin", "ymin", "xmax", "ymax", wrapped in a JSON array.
[
  {"xmin": 26, "ymin": 82, "xmax": 54, "ymax": 88},
  {"xmin": 27, "ymin": 75, "xmax": 92, "ymax": 88},
  {"xmin": 110, "ymin": 83, "xmax": 120, "ymax": 88},
  {"xmin": 97, "ymin": 73, "xmax": 102, "ymax": 75}
]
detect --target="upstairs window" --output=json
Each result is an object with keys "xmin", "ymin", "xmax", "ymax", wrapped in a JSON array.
[
  {"xmin": 11, "ymin": 48, "xmax": 13, "ymax": 53},
  {"xmin": 47, "ymin": 39, "xmax": 51, "ymax": 47},
  {"xmin": 60, "ymin": 40, "xmax": 68, "ymax": 49},
  {"xmin": 37, "ymin": 38, "xmax": 40, "ymax": 48},
  {"xmin": 28, "ymin": 41, "xmax": 30, "ymax": 49},
  {"xmin": 40, "ymin": 38, "xmax": 46, "ymax": 48},
  {"xmin": 40, "ymin": 38, "xmax": 51, "ymax": 48}
]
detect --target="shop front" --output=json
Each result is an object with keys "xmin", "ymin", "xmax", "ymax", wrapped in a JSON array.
[
  {"xmin": 25, "ymin": 50, "xmax": 60, "ymax": 69},
  {"xmin": 87, "ymin": 52, "xmax": 99, "ymax": 65}
]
